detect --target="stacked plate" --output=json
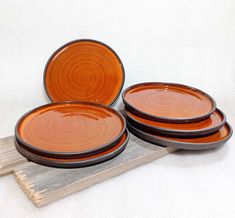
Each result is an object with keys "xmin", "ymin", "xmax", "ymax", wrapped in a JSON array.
[
  {"xmin": 15, "ymin": 102, "xmax": 129, "ymax": 168},
  {"xmin": 14, "ymin": 39, "xmax": 129, "ymax": 168},
  {"xmin": 123, "ymin": 82, "xmax": 232, "ymax": 150}
]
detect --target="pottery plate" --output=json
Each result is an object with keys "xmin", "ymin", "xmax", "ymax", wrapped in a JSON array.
[
  {"xmin": 15, "ymin": 101, "xmax": 126, "ymax": 158},
  {"xmin": 125, "ymin": 108, "xmax": 226, "ymax": 137},
  {"xmin": 123, "ymin": 82, "xmax": 216, "ymax": 123},
  {"xmin": 127, "ymin": 121, "xmax": 232, "ymax": 150},
  {"xmin": 15, "ymin": 130, "xmax": 129, "ymax": 168},
  {"xmin": 44, "ymin": 39, "xmax": 125, "ymax": 105}
]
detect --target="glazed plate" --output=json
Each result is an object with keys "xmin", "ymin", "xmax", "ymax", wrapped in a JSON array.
[
  {"xmin": 125, "ymin": 108, "xmax": 226, "ymax": 137},
  {"xmin": 15, "ymin": 101, "xmax": 126, "ymax": 158},
  {"xmin": 127, "ymin": 121, "xmax": 232, "ymax": 150},
  {"xmin": 44, "ymin": 39, "xmax": 125, "ymax": 106},
  {"xmin": 15, "ymin": 130, "xmax": 129, "ymax": 168},
  {"xmin": 123, "ymin": 82, "xmax": 216, "ymax": 123}
]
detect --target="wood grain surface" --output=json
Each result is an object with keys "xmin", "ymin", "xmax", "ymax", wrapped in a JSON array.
[
  {"xmin": 0, "ymin": 136, "xmax": 27, "ymax": 175},
  {"xmin": 13, "ymin": 134, "xmax": 176, "ymax": 207}
]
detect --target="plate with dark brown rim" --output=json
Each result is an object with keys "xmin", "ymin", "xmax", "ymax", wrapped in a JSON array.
[
  {"xmin": 127, "ymin": 121, "xmax": 232, "ymax": 150},
  {"xmin": 44, "ymin": 39, "xmax": 125, "ymax": 106},
  {"xmin": 123, "ymin": 82, "xmax": 216, "ymax": 123},
  {"xmin": 14, "ymin": 130, "xmax": 129, "ymax": 168},
  {"xmin": 15, "ymin": 101, "xmax": 126, "ymax": 158},
  {"xmin": 125, "ymin": 108, "xmax": 226, "ymax": 137}
]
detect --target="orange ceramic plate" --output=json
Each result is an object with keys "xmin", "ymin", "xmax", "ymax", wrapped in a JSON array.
[
  {"xmin": 44, "ymin": 39, "xmax": 125, "ymax": 106},
  {"xmin": 15, "ymin": 101, "xmax": 126, "ymax": 158},
  {"xmin": 125, "ymin": 108, "xmax": 226, "ymax": 137},
  {"xmin": 123, "ymin": 82, "xmax": 216, "ymax": 123},
  {"xmin": 15, "ymin": 130, "xmax": 129, "ymax": 168},
  {"xmin": 127, "ymin": 121, "xmax": 232, "ymax": 150}
]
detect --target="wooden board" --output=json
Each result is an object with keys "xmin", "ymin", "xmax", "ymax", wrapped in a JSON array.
[
  {"xmin": 13, "ymin": 134, "xmax": 176, "ymax": 207},
  {"xmin": 0, "ymin": 136, "xmax": 27, "ymax": 175}
]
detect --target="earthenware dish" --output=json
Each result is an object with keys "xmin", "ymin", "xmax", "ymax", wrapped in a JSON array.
[
  {"xmin": 123, "ymin": 82, "xmax": 216, "ymax": 123},
  {"xmin": 127, "ymin": 121, "xmax": 232, "ymax": 150},
  {"xmin": 44, "ymin": 39, "xmax": 125, "ymax": 106},
  {"xmin": 15, "ymin": 101, "xmax": 126, "ymax": 158},
  {"xmin": 125, "ymin": 108, "xmax": 226, "ymax": 137},
  {"xmin": 15, "ymin": 130, "xmax": 129, "ymax": 168}
]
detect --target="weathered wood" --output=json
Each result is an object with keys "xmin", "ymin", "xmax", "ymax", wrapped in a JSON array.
[
  {"xmin": 0, "ymin": 136, "xmax": 27, "ymax": 175},
  {"xmin": 13, "ymin": 134, "xmax": 176, "ymax": 207},
  {"xmin": 0, "ymin": 134, "xmax": 176, "ymax": 207}
]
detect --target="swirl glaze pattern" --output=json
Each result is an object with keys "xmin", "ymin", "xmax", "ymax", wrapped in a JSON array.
[
  {"xmin": 15, "ymin": 102, "xmax": 126, "ymax": 157},
  {"xmin": 123, "ymin": 83, "xmax": 216, "ymax": 123},
  {"xmin": 44, "ymin": 40, "xmax": 125, "ymax": 105}
]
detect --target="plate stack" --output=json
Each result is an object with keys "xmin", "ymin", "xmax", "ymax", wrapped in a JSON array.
[
  {"xmin": 15, "ymin": 102, "xmax": 129, "ymax": 168},
  {"xmin": 123, "ymin": 82, "xmax": 232, "ymax": 150},
  {"xmin": 14, "ymin": 39, "xmax": 129, "ymax": 168}
]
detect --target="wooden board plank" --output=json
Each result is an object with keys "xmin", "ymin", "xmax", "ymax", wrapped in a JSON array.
[
  {"xmin": 0, "ymin": 136, "xmax": 27, "ymax": 175},
  {"xmin": 13, "ymin": 134, "xmax": 176, "ymax": 207}
]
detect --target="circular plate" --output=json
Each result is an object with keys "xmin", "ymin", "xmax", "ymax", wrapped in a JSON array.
[
  {"xmin": 123, "ymin": 82, "xmax": 216, "ymax": 123},
  {"xmin": 127, "ymin": 121, "xmax": 232, "ymax": 150},
  {"xmin": 15, "ymin": 130, "xmax": 129, "ymax": 168},
  {"xmin": 44, "ymin": 39, "xmax": 125, "ymax": 106},
  {"xmin": 125, "ymin": 108, "xmax": 226, "ymax": 137},
  {"xmin": 15, "ymin": 101, "xmax": 126, "ymax": 158}
]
